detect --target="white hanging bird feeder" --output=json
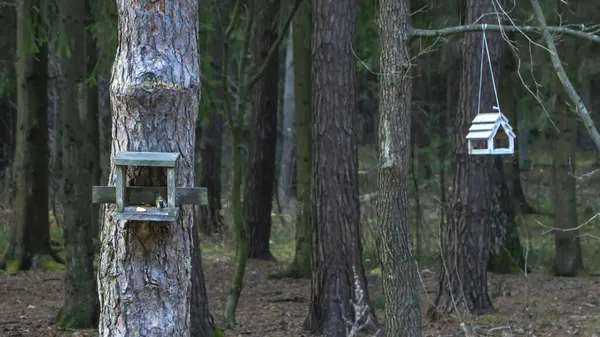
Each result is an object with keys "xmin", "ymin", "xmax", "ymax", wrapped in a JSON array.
[
  {"xmin": 467, "ymin": 25, "xmax": 515, "ymax": 156},
  {"xmin": 466, "ymin": 108, "xmax": 516, "ymax": 155}
]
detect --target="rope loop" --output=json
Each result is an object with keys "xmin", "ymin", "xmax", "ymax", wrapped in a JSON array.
[{"xmin": 476, "ymin": 25, "xmax": 501, "ymax": 115}]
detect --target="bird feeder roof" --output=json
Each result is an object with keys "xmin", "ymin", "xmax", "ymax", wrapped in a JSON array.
[{"xmin": 466, "ymin": 112, "xmax": 516, "ymax": 140}]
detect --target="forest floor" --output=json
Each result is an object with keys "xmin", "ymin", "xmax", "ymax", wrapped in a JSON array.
[{"xmin": 2, "ymin": 250, "xmax": 600, "ymax": 337}]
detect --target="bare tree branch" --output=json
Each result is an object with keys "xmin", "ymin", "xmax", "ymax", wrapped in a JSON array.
[
  {"xmin": 529, "ymin": 0, "xmax": 600, "ymax": 153},
  {"xmin": 411, "ymin": 24, "xmax": 600, "ymax": 44}
]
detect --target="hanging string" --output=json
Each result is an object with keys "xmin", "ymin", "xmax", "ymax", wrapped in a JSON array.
[{"xmin": 476, "ymin": 24, "xmax": 502, "ymax": 115}]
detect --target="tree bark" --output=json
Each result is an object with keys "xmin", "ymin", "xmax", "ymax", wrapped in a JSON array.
[
  {"xmin": 6, "ymin": 0, "xmax": 53, "ymax": 271},
  {"xmin": 277, "ymin": 27, "xmax": 296, "ymax": 214},
  {"xmin": 487, "ymin": 157, "xmax": 526, "ymax": 274},
  {"xmin": 288, "ymin": 0, "xmax": 312, "ymax": 278},
  {"xmin": 377, "ymin": 0, "xmax": 422, "ymax": 335},
  {"xmin": 305, "ymin": 0, "xmax": 376, "ymax": 335},
  {"xmin": 429, "ymin": 0, "xmax": 497, "ymax": 318},
  {"xmin": 98, "ymin": 1, "xmax": 211, "ymax": 336},
  {"xmin": 191, "ymin": 210, "xmax": 215, "ymax": 337},
  {"xmin": 243, "ymin": 0, "xmax": 280, "ymax": 260},
  {"xmin": 0, "ymin": 3, "xmax": 16, "ymax": 194},
  {"xmin": 57, "ymin": 0, "xmax": 97, "ymax": 328},
  {"xmin": 85, "ymin": 0, "xmax": 101, "ymax": 254},
  {"xmin": 486, "ymin": 36, "xmax": 526, "ymax": 274},
  {"xmin": 198, "ymin": 113, "xmax": 224, "ymax": 236},
  {"xmin": 197, "ymin": 4, "xmax": 225, "ymax": 236},
  {"xmin": 551, "ymin": 0, "xmax": 584, "ymax": 277}
]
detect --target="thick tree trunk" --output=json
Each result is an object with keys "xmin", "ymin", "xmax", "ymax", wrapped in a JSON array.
[
  {"xmin": 98, "ymin": 1, "xmax": 211, "ymax": 336},
  {"xmin": 377, "ymin": 0, "xmax": 422, "ymax": 335},
  {"xmin": 6, "ymin": 0, "xmax": 53, "ymax": 271},
  {"xmin": 487, "ymin": 36, "xmax": 526, "ymax": 274},
  {"xmin": 57, "ymin": 0, "xmax": 97, "ymax": 328},
  {"xmin": 429, "ymin": 0, "xmax": 498, "ymax": 318},
  {"xmin": 487, "ymin": 157, "xmax": 526, "ymax": 274},
  {"xmin": 243, "ymin": 0, "xmax": 280, "ymax": 260},
  {"xmin": 305, "ymin": 0, "xmax": 376, "ymax": 335},
  {"xmin": 551, "ymin": 0, "xmax": 584, "ymax": 277},
  {"xmin": 277, "ymin": 27, "xmax": 296, "ymax": 214}
]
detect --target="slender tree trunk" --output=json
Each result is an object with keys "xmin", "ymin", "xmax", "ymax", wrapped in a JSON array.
[
  {"xmin": 224, "ymin": 130, "xmax": 247, "ymax": 327},
  {"xmin": 0, "ymin": 3, "xmax": 16, "ymax": 198},
  {"xmin": 191, "ymin": 209, "xmax": 215, "ymax": 337},
  {"xmin": 281, "ymin": 0, "xmax": 312, "ymax": 278},
  {"xmin": 98, "ymin": 75, "xmax": 112, "ymax": 185},
  {"xmin": 6, "ymin": 0, "xmax": 53, "ymax": 271},
  {"xmin": 198, "ymin": 113, "xmax": 224, "ymax": 236},
  {"xmin": 57, "ymin": 0, "xmax": 97, "ymax": 328},
  {"xmin": 551, "ymin": 0, "xmax": 584, "ymax": 277},
  {"xmin": 377, "ymin": 0, "xmax": 422, "ymax": 335},
  {"xmin": 86, "ymin": 0, "xmax": 101, "ymax": 249},
  {"xmin": 429, "ymin": 0, "xmax": 498, "ymax": 318},
  {"xmin": 198, "ymin": 7, "xmax": 225, "ymax": 236},
  {"xmin": 277, "ymin": 27, "xmax": 296, "ymax": 214},
  {"xmin": 243, "ymin": 0, "xmax": 280, "ymax": 260},
  {"xmin": 98, "ymin": 1, "xmax": 211, "ymax": 335},
  {"xmin": 305, "ymin": 0, "xmax": 376, "ymax": 335}
]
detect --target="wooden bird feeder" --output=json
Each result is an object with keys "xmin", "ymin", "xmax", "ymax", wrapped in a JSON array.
[
  {"xmin": 466, "ymin": 112, "xmax": 516, "ymax": 155},
  {"xmin": 92, "ymin": 151, "xmax": 207, "ymax": 222}
]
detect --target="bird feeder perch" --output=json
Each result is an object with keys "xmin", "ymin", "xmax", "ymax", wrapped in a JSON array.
[
  {"xmin": 466, "ymin": 112, "xmax": 516, "ymax": 155},
  {"xmin": 92, "ymin": 151, "xmax": 207, "ymax": 222}
]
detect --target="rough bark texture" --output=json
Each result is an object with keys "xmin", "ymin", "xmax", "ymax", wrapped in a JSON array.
[
  {"xmin": 277, "ymin": 28, "xmax": 296, "ymax": 214},
  {"xmin": 287, "ymin": 0, "xmax": 312, "ymax": 278},
  {"xmin": 305, "ymin": 0, "xmax": 375, "ymax": 335},
  {"xmin": 57, "ymin": 0, "xmax": 97, "ymax": 328},
  {"xmin": 377, "ymin": 0, "xmax": 422, "ymax": 335},
  {"xmin": 488, "ymin": 157, "xmax": 526, "ymax": 274},
  {"xmin": 243, "ymin": 0, "xmax": 280, "ymax": 260},
  {"xmin": 551, "ymin": 0, "xmax": 584, "ymax": 277},
  {"xmin": 429, "ymin": 0, "xmax": 497, "ymax": 318},
  {"xmin": 6, "ymin": 0, "xmax": 52, "ymax": 271},
  {"xmin": 98, "ymin": 1, "xmax": 211, "ymax": 336}
]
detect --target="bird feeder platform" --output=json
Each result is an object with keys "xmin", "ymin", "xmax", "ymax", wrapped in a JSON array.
[
  {"xmin": 92, "ymin": 151, "xmax": 207, "ymax": 222},
  {"xmin": 466, "ymin": 112, "xmax": 516, "ymax": 155}
]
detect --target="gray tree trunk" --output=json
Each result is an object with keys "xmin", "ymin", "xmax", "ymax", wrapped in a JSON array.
[
  {"xmin": 98, "ymin": 1, "xmax": 211, "ymax": 336},
  {"xmin": 277, "ymin": 27, "xmax": 296, "ymax": 214},
  {"xmin": 377, "ymin": 0, "xmax": 422, "ymax": 336}
]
